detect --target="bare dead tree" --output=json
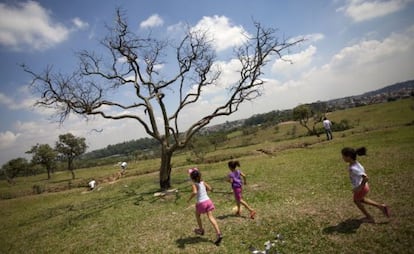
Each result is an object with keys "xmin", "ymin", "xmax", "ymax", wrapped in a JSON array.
[{"xmin": 24, "ymin": 9, "xmax": 303, "ymax": 190}]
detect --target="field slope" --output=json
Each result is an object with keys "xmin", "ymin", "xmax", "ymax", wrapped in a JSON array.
[{"xmin": 0, "ymin": 99, "xmax": 413, "ymax": 253}]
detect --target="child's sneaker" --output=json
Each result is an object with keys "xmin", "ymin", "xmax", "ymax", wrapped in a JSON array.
[
  {"xmin": 214, "ymin": 234, "xmax": 223, "ymax": 246},
  {"xmin": 194, "ymin": 228, "xmax": 204, "ymax": 235}
]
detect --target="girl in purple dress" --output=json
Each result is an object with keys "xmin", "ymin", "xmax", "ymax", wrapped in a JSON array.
[{"xmin": 228, "ymin": 160, "xmax": 256, "ymax": 219}]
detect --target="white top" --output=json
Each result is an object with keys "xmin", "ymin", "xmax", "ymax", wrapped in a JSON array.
[
  {"xmin": 121, "ymin": 162, "xmax": 127, "ymax": 168},
  {"xmin": 348, "ymin": 161, "xmax": 367, "ymax": 189},
  {"xmin": 323, "ymin": 119, "xmax": 332, "ymax": 130},
  {"xmin": 88, "ymin": 180, "xmax": 96, "ymax": 189},
  {"xmin": 195, "ymin": 181, "xmax": 210, "ymax": 203}
]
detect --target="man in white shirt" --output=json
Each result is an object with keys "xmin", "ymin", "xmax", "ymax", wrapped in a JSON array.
[
  {"xmin": 323, "ymin": 117, "xmax": 333, "ymax": 140},
  {"xmin": 120, "ymin": 161, "xmax": 127, "ymax": 175}
]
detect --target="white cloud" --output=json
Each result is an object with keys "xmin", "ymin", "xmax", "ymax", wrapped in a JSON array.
[
  {"xmin": 0, "ymin": 86, "xmax": 36, "ymax": 111},
  {"xmin": 0, "ymin": 92, "xmax": 14, "ymax": 106},
  {"xmin": 167, "ymin": 22, "xmax": 186, "ymax": 34},
  {"xmin": 192, "ymin": 15, "xmax": 249, "ymax": 52},
  {"xmin": 0, "ymin": 131, "xmax": 20, "ymax": 149},
  {"xmin": 337, "ymin": 0, "xmax": 414, "ymax": 22},
  {"xmin": 288, "ymin": 33, "xmax": 325, "ymax": 44},
  {"xmin": 271, "ymin": 45, "xmax": 317, "ymax": 78},
  {"xmin": 140, "ymin": 14, "xmax": 164, "ymax": 29},
  {"xmin": 305, "ymin": 33, "xmax": 325, "ymax": 42},
  {"xmin": 153, "ymin": 64, "xmax": 164, "ymax": 71},
  {"xmin": 0, "ymin": 1, "xmax": 70, "ymax": 51},
  {"xmin": 253, "ymin": 24, "xmax": 414, "ymax": 111},
  {"xmin": 72, "ymin": 17, "xmax": 89, "ymax": 30}
]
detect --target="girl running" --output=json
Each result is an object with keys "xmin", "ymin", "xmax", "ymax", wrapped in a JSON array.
[
  {"xmin": 188, "ymin": 169, "xmax": 223, "ymax": 245},
  {"xmin": 227, "ymin": 160, "xmax": 256, "ymax": 219},
  {"xmin": 341, "ymin": 147, "xmax": 390, "ymax": 223}
]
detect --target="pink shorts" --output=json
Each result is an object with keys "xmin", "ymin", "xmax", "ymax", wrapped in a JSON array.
[
  {"xmin": 196, "ymin": 199, "xmax": 215, "ymax": 214},
  {"xmin": 353, "ymin": 183, "xmax": 370, "ymax": 201},
  {"xmin": 233, "ymin": 187, "xmax": 242, "ymax": 202}
]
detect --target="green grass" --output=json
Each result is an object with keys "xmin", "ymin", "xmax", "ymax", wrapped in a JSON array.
[{"xmin": 0, "ymin": 99, "xmax": 413, "ymax": 253}]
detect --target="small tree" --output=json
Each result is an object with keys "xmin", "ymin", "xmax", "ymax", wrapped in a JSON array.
[
  {"xmin": 2, "ymin": 157, "xmax": 29, "ymax": 184},
  {"xmin": 55, "ymin": 133, "xmax": 87, "ymax": 179},
  {"xmin": 26, "ymin": 143, "xmax": 57, "ymax": 180},
  {"xmin": 24, "ymin": 9, "xmax": 303, "ymax": 189},
  {"xmin": 187, "ymin": 135, "xmax": 213, "ymax": 163},
  {"xmin": 292, "ymin": 104, "xmax": 322, "ymax": 137},
  {"xmin": 207, "ymin": 131, "xmax": 228, "ymax": 151}
]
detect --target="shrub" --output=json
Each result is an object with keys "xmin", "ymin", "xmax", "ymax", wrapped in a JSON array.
[
  {"xmin": 32, "ymin": 184, "xmax": 45, "ymax": 194},
  {"xmin": 332, "ymin": 119, "xmax": 352, "ymax": 132}
]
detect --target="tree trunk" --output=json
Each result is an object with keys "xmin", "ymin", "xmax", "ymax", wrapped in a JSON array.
[
  {"xmin": 68, "ymin": 159, "xmax": 75, "ymax": 180},
  {"xmin": 47, "ymin": 168, "xmax": 51, "ymax": 180},
  {"xmin": 159, "ymin": 149, "xmax": 173, "ymax": 190}
]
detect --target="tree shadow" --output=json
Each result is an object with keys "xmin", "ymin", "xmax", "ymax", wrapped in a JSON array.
[
  {"xmin": 323, "ymin": 218, "xmax": 363, "ymax": 234},
  {"xmin": 217, "ymin": 213, "xmax": 246, "ymax": 220},
  {"xmin": 175, "ymin": 236, "xmax": 211, "ymax": 249}
]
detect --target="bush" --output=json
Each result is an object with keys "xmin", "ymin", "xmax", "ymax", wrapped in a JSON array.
[
  {"xmin": 331, "ymin": 119, "xmax": 352, "ymax": 131},
  {"xmin": 32, "ymin": 184, "xmax": 45, "ymax": 194}
]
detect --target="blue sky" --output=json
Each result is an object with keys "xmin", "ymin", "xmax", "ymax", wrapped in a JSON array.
[{"xmin": 0, "ymin": 0, "xmax": 413, "ymax": 166}]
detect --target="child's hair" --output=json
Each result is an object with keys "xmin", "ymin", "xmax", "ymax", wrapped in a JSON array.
[
  {"xmin": 228, "ymin": 160, "xmax": 241, "ymax": 170},
  {"xmin": 190, "ymin": 169, "xmax": 201, "ymax": 183},
  {"xmin": 341, "ymin": 147, "xmax": 367, "ymax": 160}
]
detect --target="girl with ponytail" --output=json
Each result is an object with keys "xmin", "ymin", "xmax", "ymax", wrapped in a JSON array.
[{"xmin": 341, "ymin": 147, "xmax": 390, "ymax": 223}]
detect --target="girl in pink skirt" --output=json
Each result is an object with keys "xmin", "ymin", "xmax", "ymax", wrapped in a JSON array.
[{"xmin": 187, "ymin": 168, "xmax": 223, "ymax": 245}]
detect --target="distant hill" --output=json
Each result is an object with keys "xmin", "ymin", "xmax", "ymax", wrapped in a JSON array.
[
  {"xmin": 360, "ymin": 80, "xmax": 414, "ymax": 97},
  {"xmin": 85, "ymin": 79, "xmax": 414, "ymax": 159}
]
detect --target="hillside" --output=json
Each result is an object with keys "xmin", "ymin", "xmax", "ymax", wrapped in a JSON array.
[
  {"xmin": 0, "ymin": 99, "xmax": 413, "ymax": 253},
  {"xmin": 83, "ymin": 80, "xmax": 414, "ymax": 160},
  {"xmin": 361, "ymin": 80, "xmax": 414, "ymax": 97}
]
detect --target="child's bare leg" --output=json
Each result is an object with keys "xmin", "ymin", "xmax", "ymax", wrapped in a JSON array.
[
  {"xmin": 195, "ymin": 211, "xmax": 203, "ymax": 230},
  {"xmin": 362, "ymin": 198, "xmax": 382, "ymax": 208},
  {"xmin": 206, "ymin": 211, "xmax": 221, "ymax": 235},
  {"xmin": 236, "ymin": 201, "xmax": 241, "ymax": 214},
  {"xmin": 362, "ymin": 198, "xmax": 389, "ymax": 217},
  {"xmin": 240, "ymin": 199, "xmax": 254, "ymax": 213},
  {"xmin": 354, "ymin": 200, "xmax": 373, "ymax": 221}
]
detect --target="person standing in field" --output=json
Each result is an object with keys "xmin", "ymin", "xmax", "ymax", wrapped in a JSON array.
[
  {"xmin": 227, "ymin": 160, "xmax": 256, "ymax": 219},
  {"xmin": 341, "ymin": 147, "xmax": 390, "ymax": 223},
  {"xmin": 323, "ymin": 117, "xmax": 333, "ymax": 140},
  {"xmin": 120, "ymin": 161, "xmax": 127, "ymax": 175},
  {"xmin": 187, "ymin": 169, "xmax": 223, "ymax": 246}
]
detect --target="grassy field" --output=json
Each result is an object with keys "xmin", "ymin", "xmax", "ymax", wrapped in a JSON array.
[{"xmin": 0, "ymin": 99, "xmax": 413, "ymax": 253}]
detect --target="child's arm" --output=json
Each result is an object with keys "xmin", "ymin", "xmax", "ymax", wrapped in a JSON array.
[
  {"xmin": 361, "ymin": 175, "xmax": 369, "ymax": 186},
  {"xmin": 227, "ymin": 174, "xmax": 232, "ymax": 183},
  {"xmin": 355, "ymin": 175, "xmax": 369, "ymax": 192},
  {"xmin": 240, "ymin": 172, "xmax": 247, "ymax": 185},
  {"xmin": 187, "ymin": 184, "xmax": 197, "ymax": 203},
  {"xmin": 204, "ymin": 181, "xmax": 213, "ymax": 192}
]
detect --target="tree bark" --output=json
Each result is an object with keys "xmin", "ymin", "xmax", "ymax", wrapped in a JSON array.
[
  {"xmin": 47, "ymin": 168, "xmax": 51, "ymax": 180},
  {"xmin": 68, "ymin": 159, "xmax": 75, "ymax": 180},
  {"xmin": 159, "ymin": 149, "xmax": 173, "ymax": 190}
]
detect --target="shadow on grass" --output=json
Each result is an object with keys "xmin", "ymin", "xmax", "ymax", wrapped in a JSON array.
[
  {"xmin": 323, "ymin": 218, "xmax": 363, "ymax": 234},
  {"xmin": 217, "ymin": 213, "xmax": 246, "ymax": 220},
  {"xmin": 175, "ymin": 236, "xmax": 211, "ymax": 249}
]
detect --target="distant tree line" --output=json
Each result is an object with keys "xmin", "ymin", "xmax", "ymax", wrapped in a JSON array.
[
  {"xmin": 243, "ymin": 109, "xmax": 293, "ymax": 127},
  {"xmin": 82, "ymin": 137, "xmax": 159, "ymax": 160},
  {"xmin": 1, "ymin": 133, "xmax": 87, "ymax": 182}
]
